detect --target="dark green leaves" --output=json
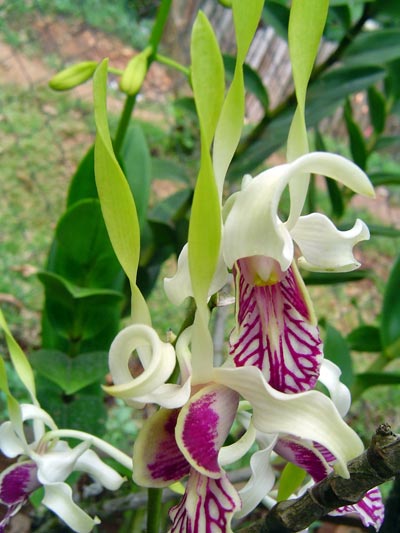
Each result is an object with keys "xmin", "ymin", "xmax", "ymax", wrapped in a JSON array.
[{"xmin": 381, "ymin": 253, "xmax": 400, "ymax": 358}]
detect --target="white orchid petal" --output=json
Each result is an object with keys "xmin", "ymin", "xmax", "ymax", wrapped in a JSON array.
[
  {"xmin": 219, "ymin": 421, "xmax": 256, "ymax": 466},
  {"xmin": 290, "ymin": 152, "xmax": 374, "ymax": 198},
  {"xmin": 35, "ymin": 441, "xmax": 91, "ymax": 484},
  {"xmin": 291, "ymin": 214, "xmax": 370, "ymax": 272},
  {"xmin": 75, "ymin": 449, "xmax": 125, "ymax": 491},
  {"xmin": 20, "ymin": 404, "xmax": 58, "ymax": 431},
  {"xmin": 105, "ymin": 324, "xmax": 176, "ymax": 402},
  {"xmin": 236, "ymin": 441, "xmax": 277, "ymax": 518},
  {"xmin": 42, "ymin": 483, "xmax": 100, "ymax": 533},
  {"xmin": 319, "ymin": 359, "xmax": 351, "ymax": 417},
  {"xmin": 164, "ymin": 243, "xmax": 229, "ymax": 306},
  {"xmin": 0, "ymin": 421, "xmax": 27, "ymax": 457},
  {"xmin": 133, "ymin": 380, "xmax": 192, "ymax": 410},
  {"xmin": 214, "ymin": 366, "xmax": 363, "ymax": 478},
  {"xmin": 223, "ymin": 166, "xmax": 294, "ymax": 271}
]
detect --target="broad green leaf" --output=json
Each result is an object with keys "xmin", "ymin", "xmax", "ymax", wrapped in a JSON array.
[
  {"xmin": 191, "ymin": 12, "xmax": 224, "ymax": 149},
  {"xmin": 347, "ymin": 325, "xmax": 382, "ymax": 352},
  {"xmin": 67, "ymin": 145, "xmax": 96, "ymax": 207},
  {"xmin": 0, "ymin": 308, "xmax": 36, "ymax": 401},
  {"xmin": 93, "ymin": 59, "xmax": 140, "ymax": 286},
  {"xmin": 149, "ymin": 188, "xmax": 192, "ymax": 227},
  {"xmin": 38, "ymin": 271, "xmax": 123, "ymax": 341},
  {"xmin": 368, "ymin": 170, "xmax": 400, "ymax": 187},
  {"xmin": 277, "ymin": 462, "xmax": 306, "ymax": 502},
  {"xmin": 120, "ymin": 123, "xmax": 152, "ymax": 225},
  {"xmin": 223, "ymin": 55, "xmax": 269, "ymax": 111},
  {"xmin": 151, "ymin": 158, "xmax": 190, "ymax": 184},
  {"xmin": 344, "ymin": 99, "xmax": 367, "ymax": 170},
  {"xmin": 263, "ymin": 1, "xmax": 290, "ymax": 41},
  {"xmin": 93, "ymin": 59, "xmax": 150, "ymax": 324},
  {"xmin": 368, "ymin": 86, "xmax": 386, "ymax": 135},
  {"xmin": 381, "ymin": 253, "xmax": 400, "ymax": 354},
  {"xmin": 36, "ymin": 378, "xmax": 107, "ymax": 436},
  {"xmin": 213, "ymin": 0, "xmax": 263, "ymax": 193},
  {"xmin": 342, "ymin": 29, "xmax": 400, "ymax": 67},
  {"xmin": 30, "ymin": 350, "xmax": 108, "ymax": 395},
  {"xmin": 354, "ymin": 372, "xmax": 400, "ymax": 391},
  {"xmin": 323, "ymin": 323, "xmax": 353, "ymax": 387}
]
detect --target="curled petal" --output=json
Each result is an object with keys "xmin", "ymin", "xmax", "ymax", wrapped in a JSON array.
[
  {"xmin": 0, "ymin": 421, "xmax": 27, "ymax": 457},
  {"xmin": 42, "ymin": 482, "xmax": 100, "ymax": 533},
  {"xmin": 176, "ymin": 384, "xmax": 239, "ymax": 478},
  {"xmin": 214, "ymin": 366, "xmax": 364, "ymax": 478},
  {"xmin": 319, "ymin": 359, "xmax": 351, "ymax": 417},
  {"xmin": 34, "ymin": 440, "xmax": 91, "ymax": 485},
  {"xmin": 236, "ymin": 439, "xmax": 277, "ymax": 518},
  {"xmin": 230, "ymin": 262, "xmax": 322, "ymax": 393},
  {"xmin": 291, "ymin": 215, "xmax": 370, "ymax": 272},
  {"xmin": 105, "ymin": 324, "xmax": 176, "ymax": 403},
  {"xmin": 218, "ymin": 422, "xmax": 256, "ymax": 467},
  {"xmin": 75, "ymin": 449, "xmax": 125, "ymax": 491},
  {"xmin": 169, "ymin": 469, "xmax": 241, "ymax": 533},
  {"xmin": 133, "ymin": 408, "xmax": 190, "ymax": 488},
  {"xmin": 164, "ymin": 244, "xmax": 229, "ymax": 306}
]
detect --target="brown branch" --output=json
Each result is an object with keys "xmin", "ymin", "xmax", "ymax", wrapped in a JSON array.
[{"xmin": 249, "ymin": 424, "xmax": 400, "ymax": 533}]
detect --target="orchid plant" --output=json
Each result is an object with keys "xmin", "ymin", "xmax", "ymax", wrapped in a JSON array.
[{"xmin": 0, "ymin": 0, "xmax": 389, "ymax": 532}]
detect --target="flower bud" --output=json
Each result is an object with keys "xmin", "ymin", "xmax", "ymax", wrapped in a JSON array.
[
  {"xmin": 119, "ymin": 47, "xmax": 152, "ymax": 96},
  {"xmin": 49, "ymin": 61, "xmax": 98, "ymax": 91}
]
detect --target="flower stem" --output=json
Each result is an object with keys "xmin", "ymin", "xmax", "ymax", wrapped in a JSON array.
[
  {"xmin": 147, "ymin": 488, "xmax": 163, "ymax": 533},
  {"xmin": 113, "ymin": 94, "xmax": 137, "ymax": 154},
  {"xmin": 155, "ymin": 53, "xmax": 190, "ymax": 77}
]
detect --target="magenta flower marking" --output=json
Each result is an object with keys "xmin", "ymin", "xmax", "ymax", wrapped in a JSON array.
[
  {"xmin": 169, "ymin": 470, "xmax": 241, "ymax": 533},
  {"xmin": 333, "ymin": 487, "xmax": 385, "ymax": 530},
  {"xmin": 230, "ymin": 261, "xmax": 322, "ymax": 393},
  {"xmin": 274, "ymin": 438, "xmax": 330, "ymax": 482},
  {"xmin": 182, "ymin": 386, "xmax": 238, "ymax": 477},
  {"xmin": 0, "ymin": 461, "xmax": 40, "ymax": 505},
  {"xmin": 147, "ymin": 410, "xmax": 191, "ymax": 483}
]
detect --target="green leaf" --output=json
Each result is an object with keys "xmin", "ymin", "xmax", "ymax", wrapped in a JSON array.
[
  {"xmin": 120, "ymin": 123, "xmax": 152, "ymax": 225},
  {"xmin": 277, "ymin": 462, "xmax": 306, "ymax": 502},
  {"xmin": 38, "ymin": 271, "xmax": 123, "ymax": 341},
  {"xmin": 369, "ymin": 224, "xmax": 400, "ymax": 238},
  {"xmin": 344, "ymin": 99, "xmax": 367, "ymax": 170},
  {"xmin": 323, "ymin": 323, "xmax": 353, "ymax": 387},
  {"xmin": 342, "ymin": 29, "xmax": 400, "ymax": 67},
  {"xmin": 30, "ymin": 350, "xmax": 108, "ymax": 395},
  {"xmin": 149, "ymin": 188, "xmax": 192, "ymax": 227},
  {"xmin": 67, "ymin": 145, "xmax": 97, "ymax": 207},
  {"xmin": 263, "ymin": 1, "xmax": 290, "ymax": 41},
  {"xmin": 303, "ymin": 269, "xmax": 371, "ymax": 285},
  {"xmin": 190, "ymin": 11, "xmax": 225, "ymax": 149},
  {"xmin": 373, "ymin": 136, "xmax": 400, "ymax": 152},
  {"xmin": 368, "ymin": 86, "xmax": 386, "ymax": 135},
  {"xmin": 354, "ymin": 372, "xmax": 400, "ymax": 391},
  {"xmin": 151, "ymin": 158, "xmax": 190, "ymax": 184},
  {"xmin": 347, "ymin": 325, "xmax": 382, "ymax": 352},
  {"xmin": 368, "ymin": 170, "xmax": 400, "ymax": 187},
  {"xmin": 325, "ymin": 177, "xmax": 345, "ymax": 219},
  {"xmin": 223, "ymin": 55, "xmax": 269, "ymax": 111},
  {"xmin": 381, "ymin": 253, "xmax": 400, "ymax": 352},
  {"xmin": 36, "ymin": 378, "xmax": 107, "ymax": 436}
]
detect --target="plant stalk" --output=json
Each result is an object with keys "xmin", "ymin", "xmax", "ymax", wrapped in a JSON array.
[{"xmin": 147, "ymin": 488, "xmax": 163, "ymax": 533}]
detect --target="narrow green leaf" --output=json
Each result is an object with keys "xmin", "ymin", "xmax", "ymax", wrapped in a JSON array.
[
  {"xmin": 30, "ymin": 350, "xmax": 108, "ymax": 395},
  {"xmin": 368, "ymin": 170, "xmax": 400, "ymax": 187},
  {"xmin": 303, "ymin": 269, "xmax": 371, "ymax": 285},
  {"xmin": 263, "ymin": 1, "xmax": 290, "ymax": 41},
  {"xmin": 368, "ymin": 86, "xmax": 386, "ymax": 135},
  {"xmin": 354, "ymin": 372, "xmax": 400, "ymax": 390},
  {"xmin": 232, "ymin": 0, "xmax": 264, "ymax": 64},
  {"xmin": 369, "ymin": 224, "xmax": 400, "ymax": 238},
  {"xmin": 344, "ymin": 99, "xmax": 367, "ymax": 170},
  {"xmin": 277, "ymin": 462, "xmax": 306, "ymax": 502},
  {"xmin": 381, "ymin": 253, "xmax": 400, "ymax": 351},
  {"xmin": 0, "ymin": 357, "xmax": 23, "ymax": 430},
  {"xmin": 342, "ymin": 29, "xmax": 400, "ymax": 67},
  {"xmin": 347, "ymin": 325, "xmax": 382, "ymax": 352},
  {"xmin": 151, "ymin": 158, "xmax": 190, "ymax": 184},
  {"xmin": 190, "ymin": 12, "xmax": 224, "ymax": 149},
  {"xmin": 374, "ymin": 136, "xmax": 400, "ymax": 152},
  {"xmin": 323, "ymin": 323, "xmax": 353, "ymax": 387},
  {"xmin": 0, "ymin": 308, "xmax": 36, "ymax": 401},
  {"xmin": 93, "ymin": 59, "xmax": 140, "ymax": 286},
  {"xmin": 223, "ymin": 55, "xmax": 269, "ymax": 111}
]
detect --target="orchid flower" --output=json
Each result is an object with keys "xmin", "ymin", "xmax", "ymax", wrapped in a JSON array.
[{"xmin": 0, "ymin": 401, "xmax": 132, "ymax": 533}]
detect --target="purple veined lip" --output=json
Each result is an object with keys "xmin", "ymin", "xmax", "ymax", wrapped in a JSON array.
[
  {"xmin": 0, "ymin": 460, "xmax": 40, "ymax": 505},
  {"xmin": 230, "ymin": 259, "xmax": 322, "ymax": 393}
]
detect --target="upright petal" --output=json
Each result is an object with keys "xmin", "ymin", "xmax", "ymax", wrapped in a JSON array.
[
  {"xmin": 175, "ymin": 384, "xmax": 239, "ymax": 478},
  {"xmin": 169, "ymin": 469, "xmax": 241, "ymax": 533},
  {"xmin": 133, "ymin": 408, "xmax": 190, "ymax": 488},
  {"xmin": 291, "ymin": 214, "xmax": 370, "ymax": 272},
  {"xmin": 230, "ymin": 261, "xmax": 322, "ymax": 393}
]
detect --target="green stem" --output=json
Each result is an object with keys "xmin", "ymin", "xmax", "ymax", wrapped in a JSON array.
[
  {"xmin": 156, "ymin": 53, "xmax": 190, "ymax": 77},
  {"xmin": 149, "ymin": 0, "xmax": 173, "ymax": 50},
  {"xmin": 113, "ymin": 94, "xmax": 136, "ymax": 154},
  {"xmin": 147, "ymin": 488, "xmax": 163, "ymax": 533}
]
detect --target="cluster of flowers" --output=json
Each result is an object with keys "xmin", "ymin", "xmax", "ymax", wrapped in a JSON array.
[{"xmin": 0, "ymin": 150, "xmax": 385, "ymax": 532}]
